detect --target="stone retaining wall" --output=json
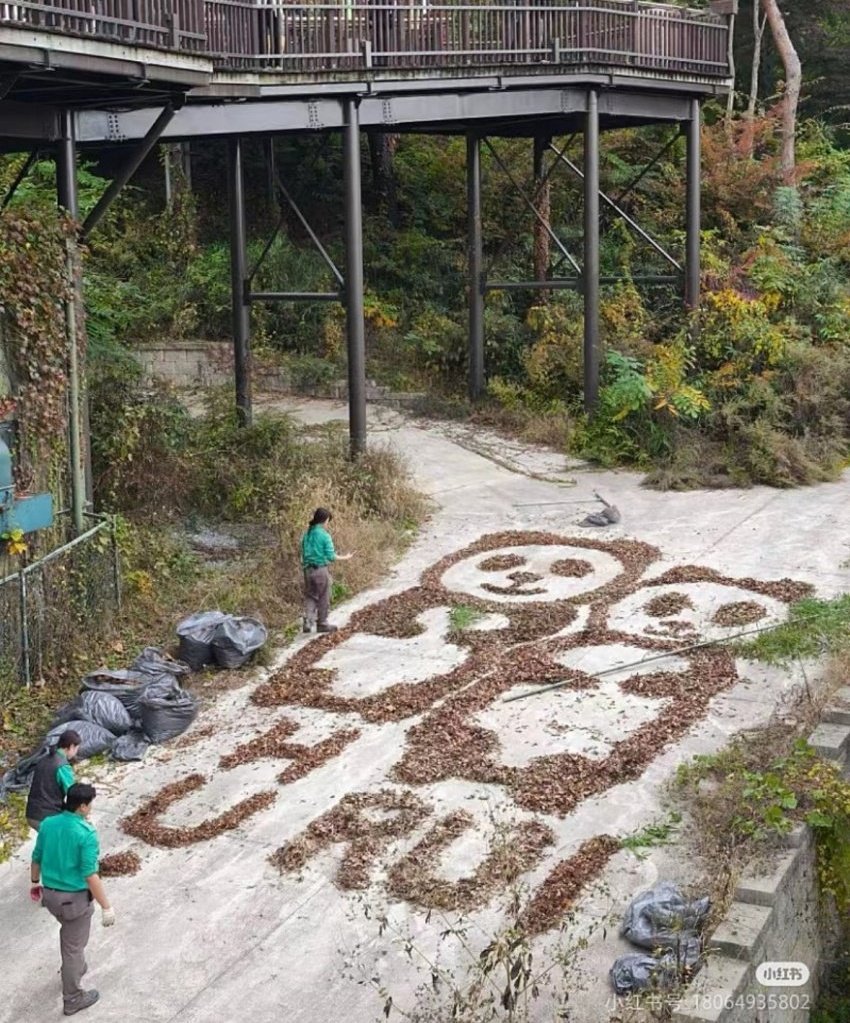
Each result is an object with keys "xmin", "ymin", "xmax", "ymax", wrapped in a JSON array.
[
  {"xmin": 671, "ymin": 687, "xmax": 850, "ymax": 1023},
  {"xmin": 136, "ymin": 340, "xmax": 234, "ymax": 388},
  {"xmin": 135, "ymin": 341, "xmax": 424, "ymax": 406}
]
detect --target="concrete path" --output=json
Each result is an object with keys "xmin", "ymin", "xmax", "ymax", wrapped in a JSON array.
[{"xmin": 3, "ymin": 398, "xmax": 849, "ymax": 1023}]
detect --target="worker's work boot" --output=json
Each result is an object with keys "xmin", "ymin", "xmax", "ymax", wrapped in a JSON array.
[
  {"xmin": 64, "ymin": 990, "xmax": 100, "ymax": 1016},
  {"xmin": 317, "ymin": 623, "xmax": 338, "ymax": 633},
  {"xmin": 302, "ymin": 618, "xmax": 313, "ymax": 634}
]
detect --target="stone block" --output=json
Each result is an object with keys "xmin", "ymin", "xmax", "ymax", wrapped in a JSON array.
[
  {"xmin": 808, "ymin": 723, "xmax": 850, "ymax": 762},
  {"xmin": 670, "ymin": 956, "xmax": 750, "ymax": 1023},
  {"xmin": 823, "ymin": 688, "xmax": 850, "ymax": 726},
  {"xmin": 735, "ymin": 850, "xmax": 800, "ymax": 908},
  {"xmin": 707, "ymin": 902, "xmax": 771, "ymax": 960},
  {"xmin": 783, "ymin": 824, "xmax": 809, "ymax": 850}
]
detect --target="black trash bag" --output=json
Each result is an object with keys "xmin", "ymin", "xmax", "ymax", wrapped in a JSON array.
[
  {"xmin": 139, "ymin": 686, "xmax": 199, "ymax": 743},
  {"xmin": 0, "ymin": 741, "xmax": 54, "ymax": 800},
  {"xmin": 46, "ymin": 720, "xmax": 115, "ymax": 759},
  {"xmin": 610, "ymin": 938, "xmax": 702, "ymax": 995},
  {"xmin": 53, "ymin": 691, "xmax": 133, "ymax": 737},
  {"xmin": 131, "ymin": 646, "xmax": 190, "ymax": 679},
  {"xmin": 211, "ymin": 616, "xmax": 268, "ymax": 669},
  {"xmin": 81, "ymin": 668, "xmax": 181, "ymax": 721},
  {"xmin": 176, "ymin": 612, "xmax": 231, "ymax": 671},
  {"xmin": 621, "ymin": 882, "xmax": 710, "ymax": 951},
  {"xmin": 111, "ymin": 729, "xmax": 151, "ymax": 762},
  {"xmin": 80, "ymin": 669, "xmax": 149, "ymax": 716}
]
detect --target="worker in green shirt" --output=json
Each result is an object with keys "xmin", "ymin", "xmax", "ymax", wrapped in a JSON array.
[
  {"xmin": 25, "ymin": 729, "xmax": 80, "ymax": 830},
  {"xmin": 300, "ymin": 507, "xmax": 353, "ymax": 634},
  {"xmin": 30, "ymin": 783, "xmax": 115, "ymax": 1016}
]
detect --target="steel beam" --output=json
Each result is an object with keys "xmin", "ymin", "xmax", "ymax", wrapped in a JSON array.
[
  {"xmin": 343, "ymin": 100, "xmax": 367, "ymax": 457},
  {"xmin": 75, "ymin": 88, "xmax": 696, "ymax": 145},
  {"xmin": 249, "ymin": 292, "xmax": 340, "ymax": 303},
  {"xmin": 81, "ymin": 103, "xmax": 178, "ymax": 239},
  {"xmin": 485, "ymin": 275, "xmax": 680, "ymax": 292},
  {"xmin": 685, "ymin": 98, "xmax": 702, "ymax": 309},
  {"xmin": 227, "ymin": 137, "xmax": 252, "ymax": 427},
  {"xmin": 467, "ymin": 133, "xmax": 485, "ymax": 401},
  {"xmin": 56, "ymin": 112, "xmax": 86, "ymax": 535},
  {"xmin": 583, "ymin": 89, "xmax": 600, "ymax": 414}
]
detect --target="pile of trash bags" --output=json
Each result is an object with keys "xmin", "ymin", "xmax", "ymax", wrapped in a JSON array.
[
  {"xmin": 610, "ymin": 882, "xmax": 710, "ymax": 995},
  {"xmin": 176, "ymin": 612, "xmax": 267, "ymax": 671},
  {"xmin": 0, "ymin": 647, "xmax": 199, "ymax": 803},
  {"xmin": 0, "ymin": 611, "xmax": 268, "ymax": 802}
]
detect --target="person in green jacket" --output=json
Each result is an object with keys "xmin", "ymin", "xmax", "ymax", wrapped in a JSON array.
[
  {"xmin": 30, "ymin": 783, "xmax": 115, "ymax": 1016},
  {"xmin": 300, "ymin": 507, "xmax": 353, "ymax": 634},
  {"xmin": 25, "ymin": 729, "xmax": 80, "ymax": 831}
]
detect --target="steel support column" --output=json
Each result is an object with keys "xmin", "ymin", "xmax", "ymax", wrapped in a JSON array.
[
  {"xmin": 685, "ymin": 97, "xmax": 702, "ymax": 310},
  {"xmin": 583, "ymin": 89, "xmax": 601, "ymax": 414},
  {"xmin": 343, "ymin": 100, "xmax": 367, "ymax": 456},
  {"xmin": 467, "ymin": 133, "xmax": 485, "ymax": 401},
  {"xmin": 57, "ymin": 111, "xmax": 86, "ymax": 535},
  {"xmin": 227, "ymin": 137, "xmax": 252, "ymax": 427}
]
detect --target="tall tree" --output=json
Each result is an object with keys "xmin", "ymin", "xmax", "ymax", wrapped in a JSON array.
[
  {"xmin": 761, "ymin": 0, "xmax": 802, "ymax": 184},
  {"xmin": 367, "ymin": 131, "xmax": 400, "ymax": 227},
  {"xmin": 532, "ymin": 136, "xmax": 551, "ymax": 302}
]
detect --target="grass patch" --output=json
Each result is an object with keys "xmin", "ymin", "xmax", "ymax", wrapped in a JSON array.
[
  {"xmin": 736, "ymin": 595, "xmax": 850, "ymax": 664},
  {"xmin": 620, "ymin": 812, "xmax": 682, "ymax": 859},
  {"xmin": 448, "ymin": 604, "xmax": 485, "ymax": 631},
  {"xmin": 0, "ymin": 794, "xmax": 29, "ymax": 862},
  {"xmin": 672, "ymin": 705, "xmax": 850, "ymax": 917}
]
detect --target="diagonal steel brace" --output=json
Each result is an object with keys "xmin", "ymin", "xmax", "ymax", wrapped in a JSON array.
[
  {"xmin": 484, "ymin": 134, "xmax": 576, "ymax": 282},
  {"xmin": 483, "ymin": 137, "xmax": 582, "ymax": 277},
  {"xmin": 272, "ymin": 168, "xmax": 344, "ymax": 287},
  {"xmin": 548, "ymin": 143, "xmax": 683, "ymax": 273}
]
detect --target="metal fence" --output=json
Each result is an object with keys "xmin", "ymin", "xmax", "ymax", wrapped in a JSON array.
[
  {"xmin": 3, "ymin": 0, "xmax": 730, "ymax": 79},
  {"xmin": 205, "ymin": 0, "xmax": 729, "ymax": 76},
  {"xmin": 0, "ymin": 0, "xmax": 208, "ymax": 52},
  {"xmin": 0, "ymin": 516, "xmax": 121, "ymax": 687}
]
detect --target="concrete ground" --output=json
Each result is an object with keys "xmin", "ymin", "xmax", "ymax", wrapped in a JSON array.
[{"xmin": 3, "ymin": 398, "xmax": 849, "ymax": 1023}]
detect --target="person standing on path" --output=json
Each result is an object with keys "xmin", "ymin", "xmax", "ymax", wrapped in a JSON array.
[
  {"xmin": 25, "ymin": 729, "xmax": 81, "ymax": 831},
  {"xmin": 30, "ymin": 783, "xmax": 115, "ymax": 1016},
  {"xmin": 300, "ymin": 507, "xmax": 353, "ymax": 634}
]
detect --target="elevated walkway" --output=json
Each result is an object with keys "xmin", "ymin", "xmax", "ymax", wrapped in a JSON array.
[{"xmin": 0, "ymin": 0, "xmax": 734, "ymax": 503}]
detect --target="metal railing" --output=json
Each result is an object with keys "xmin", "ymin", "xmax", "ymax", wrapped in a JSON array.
[
  {"xmin": 0, "ymin": 0, "xmax": 730, "ymax": 79},
  {"xmin": 0, "ymin": 515, "xmax": 121, "ymax": 687},
  {"xmin": 206, "ymin": 0, "xmax": 729, "ymax": 76},
  {"xmin": 0, "ymin": 0, "xmax": 208, "ymax": 52}
]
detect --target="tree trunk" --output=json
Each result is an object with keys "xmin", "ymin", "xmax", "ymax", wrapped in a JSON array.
[
  {"xmin": 725, "ymin": 12, "xmax": 737, "ymax": 122},
  {"xmin": 743, "ymin": 3, "xmax": 768, "ymax": 155},
  {"xmin": 532, "ymin": 136, "xmax": 551, "ymax": 303},
  {"xmin": 761, "ymin": 0, "xmax": 802, "ymax": 184},
  {"xmin": 367, "ymin": 130, "xmax": 400, "ymax": 227}
]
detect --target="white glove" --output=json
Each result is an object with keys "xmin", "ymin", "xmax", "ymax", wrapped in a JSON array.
[{"xmin": 101, "ymin": 906, "xmax": 116, "ymax": 927}]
